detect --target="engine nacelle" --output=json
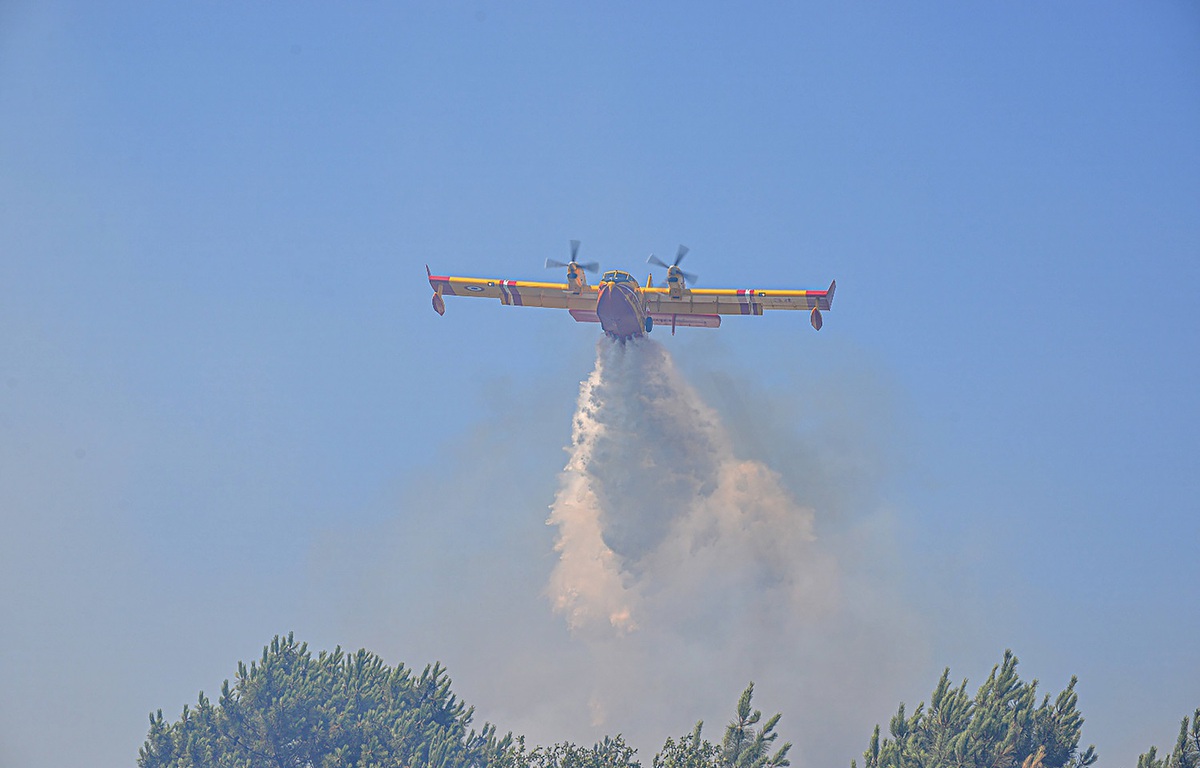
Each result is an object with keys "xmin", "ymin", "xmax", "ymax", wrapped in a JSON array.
[
  {"xmin": 667, "ymin": 265, "xmax": 685, "ymax": 299},
  {"xmin": 810, "ymin": 307, "xmax": 822, "ymax": 331},
  {"xmin": 567, "ymin": 267, "xmax": 589, "ymax": 294}
]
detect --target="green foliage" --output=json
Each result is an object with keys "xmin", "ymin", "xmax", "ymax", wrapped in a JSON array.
[
  {"xmin": 141, "ymin": 639, "xmax": 796, "ymax": 768},
  {"xmin": 720, "ymin": 683, "xmax": 792, "ymax": 768},
  {"xmin": 653, "ymin": 683, "xmax": 790, "ymax": 768},
  {"xmin": 855, "ymin": 650, "xmax": 1096, "ymax": 768},
  {"xmin": 142, "ymin": 638, "xmax": 796, "ymax": 768},
  {"xmin": 142, "ymin": 636, "xmax": 1127, "ymax": 768},
  {"xmin": 654, "ymin": 722, "xmax": 721, "ymax": 768},
  {"xmin": 138, "ymin": 632, "xmax": 516, "ymax": 768},
  {"xmin": 519, "ymin": 735, "xmax": 641, "ymax": 768},
  {"xmin": 1138, "ymin": 709, "xmax": 1200, "ymax": 768}
]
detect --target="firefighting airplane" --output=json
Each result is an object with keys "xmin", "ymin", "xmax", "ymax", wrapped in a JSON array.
[{"xmin": 427, "ymin": 241, "xmax": 836, "ymax": 340}]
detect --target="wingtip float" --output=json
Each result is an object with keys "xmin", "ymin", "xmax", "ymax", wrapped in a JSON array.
[
  {"xmin": 809, "ymin": 279, "xmax": 836, "ymax": 330},
  {"xmin": 427, "ymin": 265, "xmax": 446, "ymax": 316},
  {"xmin": 428, "ymin": 243, "xmax": 836, "ymax": 340}
]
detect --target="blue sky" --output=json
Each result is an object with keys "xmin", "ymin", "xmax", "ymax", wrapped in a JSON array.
[{"xmin": 1, "ymin": 3, "xmax": 1197, "ymax": 767}]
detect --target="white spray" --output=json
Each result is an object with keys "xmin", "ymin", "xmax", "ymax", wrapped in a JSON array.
[{"xmin": 547, "ymin": 339, "xmax": 841, "ymax": 686}]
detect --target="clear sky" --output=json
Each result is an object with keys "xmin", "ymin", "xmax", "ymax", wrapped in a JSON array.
[{"xmin": 1, "ymin": 2, "xmax": 1197, "ymax": 767}]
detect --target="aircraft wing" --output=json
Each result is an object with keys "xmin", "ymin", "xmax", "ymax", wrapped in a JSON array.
[
  {"xmin": 643, "ymin": 281, "xmax": 835, "ymax": 315},
  {"xmin": 642, "ymin": 280, "xmax": 836, "ymax": 329},
  {"xmin": 428, "ymin": 269, "xmax": 598, "ymax": 313}
]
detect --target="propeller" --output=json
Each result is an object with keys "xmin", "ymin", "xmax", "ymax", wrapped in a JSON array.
[
  {"xmin": 546, "ymin": 239, "xmax": 599, "ymax": 273},
  {"xmin": 647, "ymin": 244, "xmax": 697, "ymax": 285}
]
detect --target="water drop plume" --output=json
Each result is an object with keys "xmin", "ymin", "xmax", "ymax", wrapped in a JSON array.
[{"xmin": 547, "ymin": 338, "xmax": 838, "ymax": 643}]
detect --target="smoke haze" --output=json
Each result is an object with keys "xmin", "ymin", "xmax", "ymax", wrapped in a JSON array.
[
  {"xmin": 319, "ymin": 338, "xmax": 929, "ymax": 767},
  {"xmin": 534, "ymin": 338, "xmax": 922, "ymax": 756}
]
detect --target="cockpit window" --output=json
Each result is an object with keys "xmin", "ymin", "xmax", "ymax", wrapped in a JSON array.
[{"xmin": 602, "ymin": 270, "xmax": 633, "ymax": 283}]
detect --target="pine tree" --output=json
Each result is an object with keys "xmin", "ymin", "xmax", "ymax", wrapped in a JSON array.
[
  {"xmin": 524, "ymin": 735, "xmax": 641, "ymax": 768},
  {"xmin": 654, "ymin": 722, "xmax": 721, "ymax": 768},
  {"xmin": 854, "ymin": 651, "xmax": 1096, "ymax": 768},
  {"xmin": 1138, "ymin": 710, "xmax": 1200, "ymax": 768},
  {"xmin": 138, "ymin": 632, "xmax": 515, "ymax": 768},
  {"xmin": 139, "ymin": 635, "xmax": 791, "ymax": 768},
  {"xmin": 652, "ymin": 683, "xmax": 790, "ymax": 768}
]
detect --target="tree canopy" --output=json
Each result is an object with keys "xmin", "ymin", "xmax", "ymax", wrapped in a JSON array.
[
  {"xmin": 142, "ymin": 636, "xmax": 1197, "ymax": 768},
  {"xmin": 653, "ymin": 682, "xmax": 790, "ymax": 768},
  {"xmin": 854, "ymin": 650, "xmax": 1096, "ymax": 768},
  {"xmin": 1138, "ymin": 710, "xmax": 1200, "ymax": 768},
  {"xmin": 138, "ymin": 632, "xmax": 515, "ymax": 768},
  {"xmin": 139, "ymin": 634, "xmax": 789, "ymax": 768}
]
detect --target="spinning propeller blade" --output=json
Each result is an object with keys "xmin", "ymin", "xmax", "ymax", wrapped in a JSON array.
[
  {"xmin": 673, "ymin": 244, "xmax": 696, "ymax": 283},
  {"xmin": 546, "ymin": 241, "xmax": 598, "ymax": 273},
  {"xmin": 648, "ymin": 245, "xmax": 697, "ymax": 285}
]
